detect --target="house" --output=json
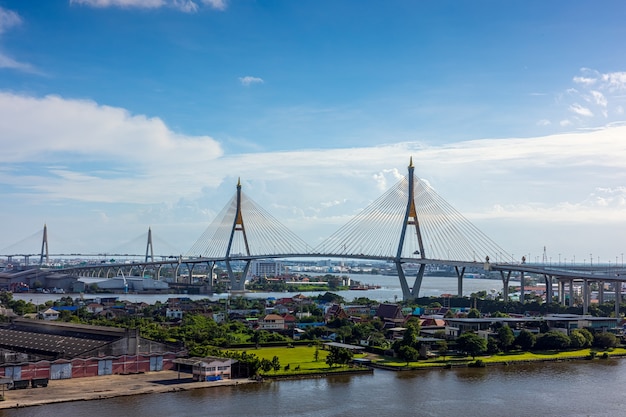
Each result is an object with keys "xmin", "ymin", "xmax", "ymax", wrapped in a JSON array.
[
  {"xmin": 86, "ymin": 303, "xmax": 104, "ymax": 314},
  {"xmin": 40, "ymin": 308, "xmax": 60, "ymax": 321},
  {"xmin": 282, "ymin": 313, "xmax": 297, "ymax": 330},
  {"xmin": 375, "ymin": 303, "xmax": 404, "ymax": 327},
  {"xmin": 166, "ymin": 308, "xmax": 184, "ymax": 320},
  {"xmin": 324, "ymin": 304, "xmax": 348, "ymax": 322},
  {"xmin": 258, "ymin": 314, "xmax": 285, "ymax": 331},
  {"xmin": 174, "ymin": 357, "xmax": 235, "ymax": 381}
]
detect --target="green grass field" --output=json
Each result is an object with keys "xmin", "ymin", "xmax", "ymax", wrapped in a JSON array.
[
  {"xmin": 378, "ymin": 347, "xmax": 626, "ymax": 368},
  {"xmin": 235, "ymin": 345, "xmax": 626, "ymax": 374},
  {"xmin": 235, "ymin": 345, "xmax": 366, "ymax": 376}
]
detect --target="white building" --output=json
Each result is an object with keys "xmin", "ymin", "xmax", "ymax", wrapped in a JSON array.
[{"xmin": 251, "ymin": 260, "xmax": 283, "ymax": 277}]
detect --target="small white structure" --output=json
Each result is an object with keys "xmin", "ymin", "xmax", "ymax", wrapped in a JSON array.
[
  {"xmin": 40, "ymin": 308, "xmax": 60, "ymax": 321},
  {"xmin": 166, "ymin": 308, "xmax": 184, "ymax": 320},
  {"xmin": 189, "ymin": 357, "xmax": 234, "ymax": 381}
]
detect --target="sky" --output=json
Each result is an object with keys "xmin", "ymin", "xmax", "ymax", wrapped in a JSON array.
[{"xmin": 1, "ymin": 0, "xmax": 626, "ymax": 265}]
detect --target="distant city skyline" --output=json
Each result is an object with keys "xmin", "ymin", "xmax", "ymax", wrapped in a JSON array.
[{"xmin": 1, "ymin": 1, "xmax": 625, "ymax": 263}]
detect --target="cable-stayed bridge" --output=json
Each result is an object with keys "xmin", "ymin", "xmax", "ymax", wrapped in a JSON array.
[{"xmin": 3, "ymin": 159, "xmax": 626, "ymax": 312}]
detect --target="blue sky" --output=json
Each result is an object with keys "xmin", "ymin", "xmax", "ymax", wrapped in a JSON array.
[{"xmin": 1, "ymin": 0, "xmax": 626, "ymax": 265}]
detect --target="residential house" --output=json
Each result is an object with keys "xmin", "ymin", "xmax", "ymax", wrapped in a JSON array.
[
  {"xmin": 259, "ymin": 314, "xmax": 285, "ymax": 331},
  {"xmin": 324, "ymin": 304, "xmax": 348, "ymax": 322},
  {"xmin": 375, "ymin": 303, "xmax": 404, "ymax": 328},
  {"xmin": 40, "ymin": 308, "xmax": 60, "ymax": 321}
]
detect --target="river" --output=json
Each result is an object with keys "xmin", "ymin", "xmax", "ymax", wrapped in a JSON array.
[
  {"xmin": 13, "ymin": 274, "xmax": 502, "ymax": 304},
  {"xmin": 1, "ymin": 359, "xmax": 623, "ymax": 417}
]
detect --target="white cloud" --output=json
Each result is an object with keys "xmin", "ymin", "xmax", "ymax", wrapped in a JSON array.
[
  {"xmin": 2, "ymin": 92, "xmax": 626, "ymax": 258},
  {"xmin": 559, "ymin": 119, "xmax": 572, "ymax": 127},
  {"xmin": 239, "ymin": 76, "xmax": 264, "ymax": 86},
  {"xmin": 0, "ymin": 7, "xmax": 21, "ymax": 34},
  {"xmin": 569, "ymin": 103, "xmax": 593, "ymax": 117},
  {"xmin": 201, "ymin": 0, "xmax": 227, "ymax": 10},
  {"xmin": 0, "ymin": 92, "xmax": 223, "ymax": 203},
  {"xmin": 573, "ymin": 76, "xmax": 596, "ymax": 87},
  {"xmin": 70, "ymin": 0, "xmax": 226, "ymax": 12},
  {"xmin": 601, "ymin": 71, "xmax": 626, "ymax": 92},
  {"xmin": 0, "ymin": 7, "xmax": 37, "ymax": 74},
  {"xmin": 71, "ymin": 0, "xmax": 167, "ymax": 9},
  {"xmin": 0, "ymin": 53, "xmax": 38, "ymax": 73},
  {"xmin": 536, "ymin": 119, "xmax": 551, "ymax": 126},
  {"xmin": 588, "ymin": 90, "xmax": 607, "ymax": 108},
  {"xmin": 555, "ymin": 68, "xmax": 626, "ymax": 129}
]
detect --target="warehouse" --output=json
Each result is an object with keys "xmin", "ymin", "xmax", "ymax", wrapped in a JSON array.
[{"xmin": 0, "ymin": 318, "xmax": 184, "ymax": 382}]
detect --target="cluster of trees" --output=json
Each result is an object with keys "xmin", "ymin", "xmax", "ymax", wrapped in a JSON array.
[
  {"xmin": 325, "ymin": 346, "xmax": 354, "ymax": 367},
  {"xmin": 455, "ymin": 327, "xmax": 618, "ymax": 359}
]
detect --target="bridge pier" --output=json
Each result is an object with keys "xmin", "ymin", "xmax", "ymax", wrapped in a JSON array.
[
  {"xmin": 226, "ymin": 259, "xmax": 250, "ymax": 291},
  {"xmin": 520, "ymin": 271, "xmax": 525, "ymax": 304},
  {"xmin": 567, "ymin": 279, "xmax": 574, "ymax": 307},
  {"xmin": 598, "ymin": 281, "xmax": 604, "ymax": 304},
  {"xmin": 397, "ymin": 261, "xmax": 425, "ymax": 300},
  {"xmin": 500, "ymin": 271, "xmax": 511, "ymax": 302},
  {"xmin": 455, "ymin": 266, "xmax": 465, "ymax": 297},
  {"xmin": 615, "ymin": 281, "xmax": 621, "ymax": 320},
  {"xmin": 187, "ymin": 263, "xmax": 196, "ymax": 285},
  {"xmin": 582, "ymin": 279, "xmax": 589, "ymax": 315},
  {"xmin": 543, "ymin": 274, "xmax": 552, "ymax": 305}
]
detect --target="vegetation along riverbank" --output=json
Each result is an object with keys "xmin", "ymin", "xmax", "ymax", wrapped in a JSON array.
[{"xmin": 2, "ymin": 287, "xmax": 626, "ymax": 407}]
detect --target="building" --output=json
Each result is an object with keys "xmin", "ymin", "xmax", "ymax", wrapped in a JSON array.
[
  {"xmin": 250, "ymin": 260, "xmax": 283, "ymax": 277},
  {"xmin": 258, "ymin": 314, "xmax": 285, "ymax": 331},
  {"xmin": 0, "ymin": 318, "xmax": 184, "ymax": 382}
]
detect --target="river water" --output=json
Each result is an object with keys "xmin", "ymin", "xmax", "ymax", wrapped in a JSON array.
[
  {"xmin": 13, "ymin": 274, "xmax": 502, "ymax": 305},
  {"xmin": 2, "ymin": 360, "xmax": 624, "ymax": 417}
]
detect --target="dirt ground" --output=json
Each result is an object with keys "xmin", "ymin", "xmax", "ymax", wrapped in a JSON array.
[{"xmin": 0, "ymin": 370, "xmax": 256, "ymax": 410}]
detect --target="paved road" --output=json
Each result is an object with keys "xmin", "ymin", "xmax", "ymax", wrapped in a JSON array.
[{"xmin": 0, "ymin": 370, "xmax": 255, "ymax": 410}]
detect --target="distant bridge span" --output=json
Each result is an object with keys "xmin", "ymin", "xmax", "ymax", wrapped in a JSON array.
[{"xmin": 6, "ymin": 158, "xmax": 626, "ymax": 316}]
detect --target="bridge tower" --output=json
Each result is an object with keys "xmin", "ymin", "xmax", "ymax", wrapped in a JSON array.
[
  {"xmin": 396, "ymin": 158, "xmax": 427, "ymax": 300},
  {"xmin": 225, "ymin": 178, "xmax": 252, "ymax": 291},
  {"xmin": 145, "ymin": 227, "xmax": 154, "ymax": 263},
  {"xmin": 39, "ymin": 223, "xmax": 49, "ymax": 266}
]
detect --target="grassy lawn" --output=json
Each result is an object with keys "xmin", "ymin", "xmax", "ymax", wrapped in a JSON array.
[
  {"xmin": 377, "ymin": 347, "xmax": 626, "ymax": 368},
  {"xmin": 235, "ymin": 345, "xmax": 367, "ymax": 376}
]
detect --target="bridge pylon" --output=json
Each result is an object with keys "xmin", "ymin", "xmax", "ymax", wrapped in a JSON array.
[
  {"xmin": 40, "ymin": 224, "xmax": 49, "ymax": 266},
  {"xmin": 225, "ymin": 178, "xmax": 252, "ymax": 291},
  {"xmin": 145, "ymin": 227, "xmax": 154, "ymax": 263},
  {"xmin": 396, "ymin": 158, "xmax": 427, "ymax": 300}
]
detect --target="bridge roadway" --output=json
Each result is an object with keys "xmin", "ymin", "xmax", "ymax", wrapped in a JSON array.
[{"xmin": 42, "ymin": 253, "xmax": 626, "ymax": 316}]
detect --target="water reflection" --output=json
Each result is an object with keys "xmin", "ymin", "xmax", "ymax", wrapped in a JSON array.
[{"xmin": 4, "ymin": 360, "xmax": 626, "ymax": 417}]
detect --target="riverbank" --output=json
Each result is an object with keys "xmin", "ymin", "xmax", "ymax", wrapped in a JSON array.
[
  {"xmin": 370, "ymin": 347, "xmax": 626, "ymax": 371},
  {"xmin": 0, "ymin": 370, "xmax": 257, "ymax": 410}
]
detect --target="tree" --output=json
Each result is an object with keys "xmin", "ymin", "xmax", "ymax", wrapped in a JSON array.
[
  {"xmin": 514, "ymin": 329, "xmax": 536, "ymax": 351},
  {"xmin": 401, "ymin": 324, "xmax": 418, "ymax": 348},
  {"xmin": 251, "ymin": 330, "xmax": 267, "ymax": 349},
  {"xmin": 260, "ymin": 358, "xmax": 272, "ymax": 373},
  {"xmin": 534, "ymin": 331, "xmax": 570, "ymax": 351},
  {"xmin": 577, "ymin": 328, "xmax": 594, "ymax": 346},
  {"xmin": 497, "ymin": 325, "xmax": 515, "ymax": 352},
  {"xmin": 487, "ymin": 337, "xmax": 500, "ymax": 354},
  {"xmin": 456, "ymin": 332, "xmax": 487, "ymax": 359},
  {"xmin": 569, "ymin": 330, "xmax": 590, "ymax": 348},
  {"xmin": 325, "ymin": 346, "xmax": 353, "ymax": 368},
  {"xmin": 437, "ymin": 340, "xmax": 448, "ymax": 360},
  {"xmin": 271, "ymin": 356, "xmax": 281, "ymax": 373},
  {"xmin": 593, "ymin": 332, "xmax": 617, "ymax": 349},
  {"xmin": 398, "ymin": 345, "xmax": 420, "ymax": 365},
  {"xmin": 467, "ymin": 308, "xmax": 480, "ymax": 318}
]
